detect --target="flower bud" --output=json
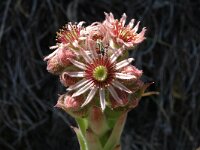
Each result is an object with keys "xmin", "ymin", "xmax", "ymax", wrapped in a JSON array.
[
  {"xmin": 57, "ymin": 47, "xmax": 75, "ymax": 66},
  {"xmin": 128, "ymin": 94, "xmax": 140, "ymax": 109},
  {"xmin": 46, "ymin": 55, "xmax": 65, "ymax": 75},
  {"xmin": 131, "ymin": 80, "xmax": 144, "ymax": 92},
  {"xmin": 55, "ymin": 94, "xmax": 88, "ymax": 118},
  {"xmin": 64, "ymin": 95, "xmax": 84, "ymax": 111},
  {"xmin": 128, "ymin": 82, "xmax": 153, "ymax": 109}
]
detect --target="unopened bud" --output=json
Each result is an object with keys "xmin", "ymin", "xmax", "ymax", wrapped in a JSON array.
[
  {"xmin": 57, "ymin": 47, "xmax": 75, "ymax": 66},
  {"xmin": 64, "ymin": 95, "xmax": 84, "ymax": 111},
  {"xmin": 47, "ymin": 55, "xmax": 65, "ymax": 75},
  {"xmin": 55, "ymin": 94, "xmax": 88, "ymax": 118},
  {"xmin": 131, "ymin": 80, "xmax": 144, "ymax": 92},
  {"xmin": 129, "ymin": 94, "xmax": 140, "ymax": 109}
]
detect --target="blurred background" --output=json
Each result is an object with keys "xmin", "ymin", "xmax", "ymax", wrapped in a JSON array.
[{"xmin": 1, "ymin": 0, "xmax": 200, "ymax": 149}]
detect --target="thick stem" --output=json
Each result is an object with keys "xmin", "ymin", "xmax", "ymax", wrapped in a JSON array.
[{"xmin": 74, "ymin": 109, "xmax": 128, "ymax": 150}]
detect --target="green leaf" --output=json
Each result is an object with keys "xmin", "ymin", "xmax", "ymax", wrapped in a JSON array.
[
  {"xmin": 76, "ymin": 118, "xmax": 88, "ymax": 135},
  {"xmin": 103, "ymin": 112, "xmax": 127, "ymax": 150},
  {"xmin": 72, "ymin": 127, "xmax": 88, "ymax": 150}
]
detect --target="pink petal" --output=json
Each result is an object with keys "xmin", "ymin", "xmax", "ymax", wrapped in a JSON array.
[
  {"xmin": 69, "ymin": 59, "xmax": 86, "ymax": 70},
  {"xmin": 134, "ymin": 27, "xmax": 146, "ymax": 44},
  {"xmin": 107, "ymin": 86, "xmax": 123, "ymax": 104},
  {"xmin": 72, "ymin": 81, "xmax": 93, "ymax": 97},
  {"xmin": 115, "ymin": 58, "xmax": 134, "ymax": 70},
  {"xmin": 77, "ymin": 21, "xmax": 85, "ymax": 28},
  {"xmin": 115, "ymin": 73, "xmax": 136, "ymax": 80},
  {"xmin": 132, "ymin": 21, "xmax": 140, "ymax": 33},
  {"xmin": 112, "ymin": 80, "xmax": 132, "ymax": 94},
  {"xmin": 67, "ymin": 72, "xmax": 85, "ymax": 77},
  {"xmin": 99, "ymin": 88, "xmax": 106, "ymax": 111},
  {"xmin": 120, "ymin": 13, "xmax": 127, "ymax": 26},
  {"xmin": 110, "ymin": 47, "xmax": 124, "ymax": 63},
  {"xmin": 49, "ymin": 45, "xmax": 59, "ymax": 49},
  {"xmin": 43, "ymin": 49, "xmax": 58, "ymax": 61},
  {"xmin": 67, "ymin": 79, "xmax": 89, "ymax": 91},
  {"xmin": 127, "ymin": 19, "xmax": 135, "ymax": 29},
  {"xmin": 79, "ymin": 47, "xmax": 92, "ymax": 63},
  {"xmin": 81, "ymin": 87, "xmax": 98, "ymax": 107}
]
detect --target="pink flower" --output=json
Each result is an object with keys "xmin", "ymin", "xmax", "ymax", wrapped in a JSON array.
[
  {"xmin": 56, "ymin": 22, "xmax": 85, "ymax": 48},
  {"xmin": 44, "ymin": 12, "xmax": 153, "ymax": 112},
  {"xmin": 84, "ymin": 22, "xmax": 110, "ymax": 54},
  {"xmin": 103, "ymin": 13, "xmax": 146, "ymax": 48},
  {"xmin": 65, "ymin": 47, "xmax": 135, "ymax": 111}
]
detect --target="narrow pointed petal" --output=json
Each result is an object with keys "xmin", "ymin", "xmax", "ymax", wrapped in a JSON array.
[
  {"xmin": 134, "ymin": 27, "xmax": 146, "ymax": 44},
  {"xmin": 69, "ymin": 59, "xmax": 86, "ymax": 70},
  {"xmin": 80, "ymin": 51, "xmax": 91, "ymax": 63},
  {"xmin": 78, "ymin": 46, "xmax": 92, "ymax": 63},
  {"xmin": 67, "ymin": 72, "xmax": 85, "ymax": 77},
  {"xmin": 132, "ymin": 21, "xmax": 140, "ymax": 33},
  {"xmin": 110, "ymin": 47, "xmax": 124, "ymax": 63},
  {"xmin": 44, "ymin": 49, "xmax": 58, "ymax": 61},
  {"xmin": 115, "ymin": 58, "xmax": 134, "ymax": 70},
  {"xmin": 81, "ymin": 87, "xmax": 98, "ymax": 107},
  {"xmin": 127, "ymin": 19, "xmax": 135, "ymax": 29},
  {"xmin": 87, "ymin": 39, "xmax": 98, "ymax": 58},
  {"xmin": 68, "ymin": 46, "xmax": 80, "ymax": 56},
  {"xmin": 49, "ymin": 45, "xmax": 59, "ymax": 49},
  {"xmin": 99, "ymin": 88, "xmax": 106, "ymax": 111},
  {"xmin": 108, "ymin": 86, "xmax": 123, "ymax": 104},
  {"xmin": 120, "ymin": 13, "xmax": 127, "ymax": 26},
  {"xmin": 112, "ymin": 80, "xmax": 132, "ymax": 93},
  {"xmin": 72, "ymin": 81, "xmax": 93, "ymax": 97},
  {"xmin": 67, "ymin": 79, "xmax": 89, "ymax": 91},
  {"xmin": 77, "ymin": 21, "xmax": 85, "ymax": 28},
  {"xmin": 115, "ymin": 73, "xmax": 136, "ymax": 80}
]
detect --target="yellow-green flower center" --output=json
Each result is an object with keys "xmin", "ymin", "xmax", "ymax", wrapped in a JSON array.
[{"xmin": 93, "ymin": 66, "xmax": 108, "ymax": 82}]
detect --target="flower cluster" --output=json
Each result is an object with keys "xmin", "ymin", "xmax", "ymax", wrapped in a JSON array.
[{"xmin": 44, "ymin": 13, "xmax": 150, "ymax": 115}]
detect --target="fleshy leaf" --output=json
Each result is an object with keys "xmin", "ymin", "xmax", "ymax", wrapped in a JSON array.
[
  {"xmin": 71, "ymin": 127, "xmax": 88, "ymax": 150},
  {"xmin": 88, "ymin": 106, "xmax": 109, "ymax": 136},
  {"xmin": 103, "ymin": 112, "xmax": 127, "ymax": 150},
  {"xmin": 85, "ymin": 128, "xmax": 103, "ymax": 150}
]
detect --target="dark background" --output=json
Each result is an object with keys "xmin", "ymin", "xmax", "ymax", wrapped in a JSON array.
[{"xmin": 1, "ymin": 0, "xmax": 200, "ymax": 149}]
